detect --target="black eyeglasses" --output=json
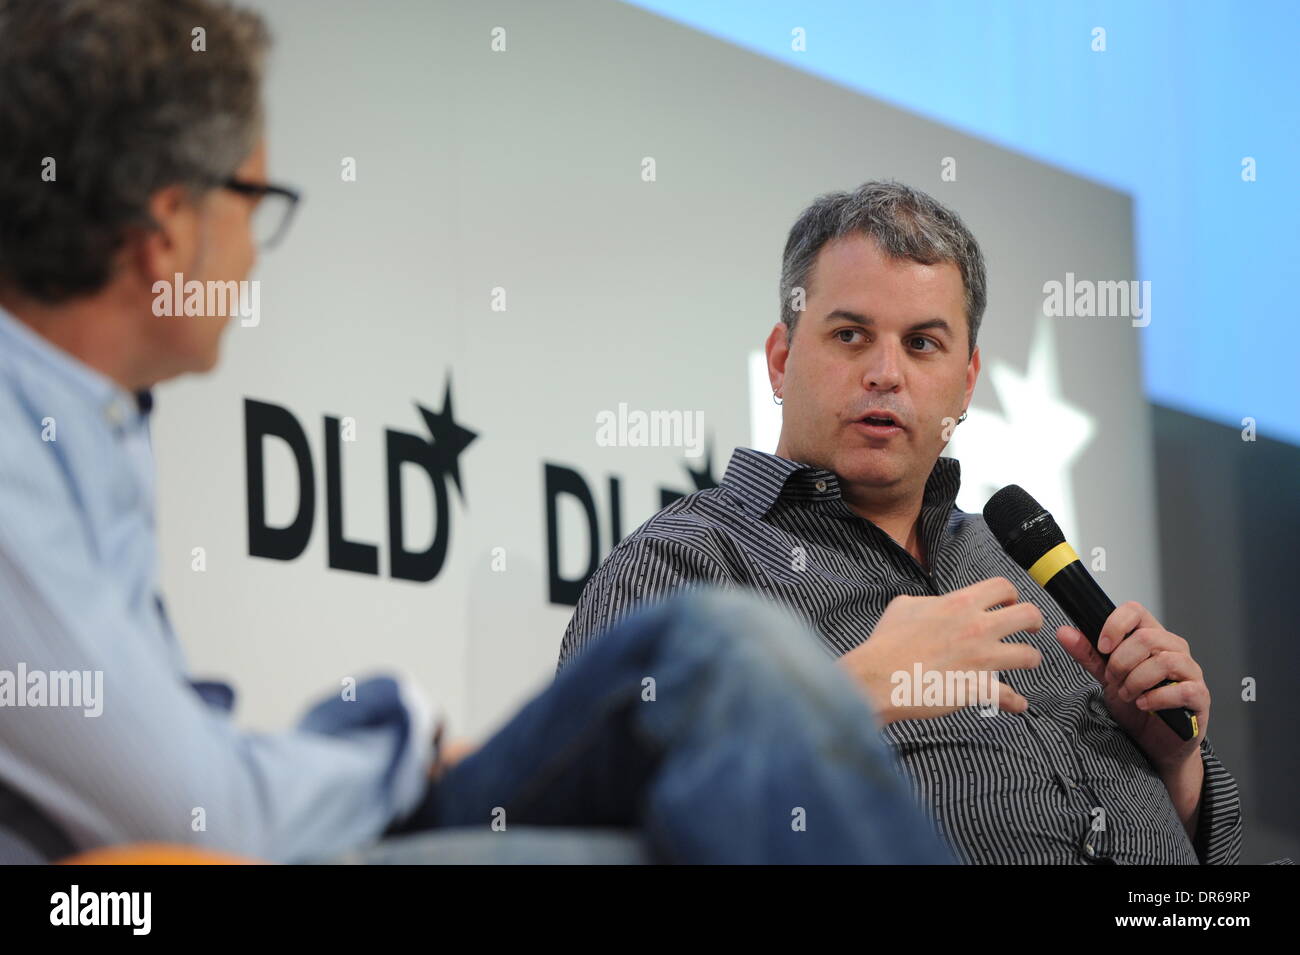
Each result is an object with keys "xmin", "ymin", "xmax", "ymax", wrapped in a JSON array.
[{"xmin": 222, "ymin": 177, "xmax": 302, "ymax": 250}]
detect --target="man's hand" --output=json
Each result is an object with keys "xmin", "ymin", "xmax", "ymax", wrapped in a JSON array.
[
  {"xmin": 1055, "ymin": 601, "xmax": 1208, "ymax": 771},
  {"xmin": 429, "ymin": 730, "xmax": 480, "ymax": 780},
  {"xmin": 838, "ymin": 576, "xmax": 1043, "ymax": 724}
]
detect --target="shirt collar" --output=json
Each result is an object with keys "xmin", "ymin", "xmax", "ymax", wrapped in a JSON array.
[
  {"xmin": 0, "ymin": 302, "xmax": 153, "ymax": 428},
  {"xmin": 721, "ymin": 446, "xmax": 963, "ymax": 521}
]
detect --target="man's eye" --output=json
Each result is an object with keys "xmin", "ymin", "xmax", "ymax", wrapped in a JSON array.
[
  {"xmin": 909, "ymin": 336, "xmax": 938, "ymax": 352},
  {"xmin": 836, "ymin": 328, "xmax": 864, "ymax": 344}
]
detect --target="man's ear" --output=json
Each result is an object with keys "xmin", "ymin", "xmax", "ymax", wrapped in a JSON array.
[
  {"xmin": 964, "ymin": 345, "xmax": 981, "ymax": 408},
  {"xmin": 765, "ymin": 322, "xmax": 790, "ymax": 394},
  {"xmin": 132, "ymin": 184, "xmax": 202, "ymax": 290}
]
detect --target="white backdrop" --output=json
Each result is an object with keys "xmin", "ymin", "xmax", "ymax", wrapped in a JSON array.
[{"xmin": 152, "ymin": 0, "xmax": 1161, "ymax": 739}]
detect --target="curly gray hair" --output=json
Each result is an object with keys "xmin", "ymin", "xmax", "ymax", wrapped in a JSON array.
[{"xmin": 0, "ymin": 0, "xmax": 270, "ymax": 302}]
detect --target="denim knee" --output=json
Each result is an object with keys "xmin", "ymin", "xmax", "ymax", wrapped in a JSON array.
[{"xmin": 653, "ymin": 587, "xmax": 827, "ymax": 679}]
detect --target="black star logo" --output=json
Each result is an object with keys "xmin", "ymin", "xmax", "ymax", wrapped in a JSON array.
[
  {"xmin": 683, "ymin": 435, "xmax": 719, "ymax": 491},
  {"xmin": 417, "ymin": 375, "xmax": 477, "ymax": 502}
]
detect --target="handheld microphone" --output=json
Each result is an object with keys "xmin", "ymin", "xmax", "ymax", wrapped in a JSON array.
[{"xmin": 982, "ymin": 485, "xmax": 1197, "ymax": 742}]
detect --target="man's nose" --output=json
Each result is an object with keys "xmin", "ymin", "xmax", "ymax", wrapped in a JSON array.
[{"xmin": 861, "ymin": 339, "xmax": 904, "ymax": 391}]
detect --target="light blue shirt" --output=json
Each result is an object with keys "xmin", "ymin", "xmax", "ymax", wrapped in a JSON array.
[{"xmin": 0, "ymin": 305, "xmax": 434, "ymax": 863}]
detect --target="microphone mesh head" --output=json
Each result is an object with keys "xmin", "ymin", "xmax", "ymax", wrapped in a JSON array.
[{"xmin": 982, "ymin": 485, "xmax": 1067, "ymax": 568}]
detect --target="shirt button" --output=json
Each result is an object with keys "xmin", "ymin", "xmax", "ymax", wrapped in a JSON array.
[{"xmin": 814, "ymin": 480, "xmax": 827, "ymax": 492}]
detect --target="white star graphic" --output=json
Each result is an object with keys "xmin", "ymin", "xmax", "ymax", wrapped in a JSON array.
[
  {"xmin": 748, "ymin": 317, "xmax": 1095, "ymax": 541},
  {"xmin": 947, "ymin": 316, "xmax": 1096, "ymax": 542}
]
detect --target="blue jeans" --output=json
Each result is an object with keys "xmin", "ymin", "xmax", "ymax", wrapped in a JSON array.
[{"xmin": 391, "ymin": 588, "xmax": 954, "ymax": 864}]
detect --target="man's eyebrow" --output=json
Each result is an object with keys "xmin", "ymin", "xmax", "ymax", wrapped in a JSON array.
[
  {"xmin": 908, "ymin": 318, "xmax": 955, "ymax": 338},
  {"xmin": 823, "ymin": 309, "xmax": 872, "ymax": 326},
  {"xmin": 822, "ymin": 310, "xmax": 955, "ymax": 337}
]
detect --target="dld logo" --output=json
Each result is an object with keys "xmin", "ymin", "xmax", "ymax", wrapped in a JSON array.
[{"xmin": 243, "ymin": 380, "xmax": 477, "ymax": 582}]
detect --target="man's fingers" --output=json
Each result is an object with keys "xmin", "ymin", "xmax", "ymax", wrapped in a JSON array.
[
  {"xmin": 1056, "ymin": 625, "xmax": 1107, "ymax": 683},
  {"xmin": 985, "ymin": 600, "xmax": 1043, "ymax": 638},
  {"xmin": 1104, "ymin": 627, "xmax": 1188, "ymax": 686},
  {"xmin": 984, "ymin": 641, "xmax": 1042, "ymax": 673},
  {"xmin": 1098, "ymin": 601, "xmax": 1159, "ymax": 654},
  {"xmin": 1119, "ymin": 653, "xmax": 1200, "ymax": 703},
  {"xmin": 993, "ymin": 680, "xmax": 1029, "ymax": 715},
  {"xmin": 959, "ymin": 575, "xmax": 1020, "ymax": 611},
  {"xmin": 431, "ymin": 737, "xmax": 481, "ymax": 780},
  {"xmin": 1097, "ymin": 604, "xmax": 1140, "ymax": 655},
  {"xmin": 1136, "ymin": 680, "xmax": 1208, "ymax": 716}
]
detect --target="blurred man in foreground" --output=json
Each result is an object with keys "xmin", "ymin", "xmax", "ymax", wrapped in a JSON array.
[{"xmin": 0, "ymin": 0, "xmax": 950, "ymax": 865}]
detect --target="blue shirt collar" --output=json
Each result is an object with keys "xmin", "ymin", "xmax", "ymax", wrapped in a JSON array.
[{"xmin": 0, "ymin": 302, "xmax": 153, "ymax": 426}]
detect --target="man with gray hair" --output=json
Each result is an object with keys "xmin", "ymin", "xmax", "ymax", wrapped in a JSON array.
[{"xmin": 559, "ymin": 180, "xmax": 1243, "ymax": 865}]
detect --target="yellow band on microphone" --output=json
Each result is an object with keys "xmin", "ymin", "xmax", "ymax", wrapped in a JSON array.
[{"xmin": 1026, "ymin": 541, "xmax": 1080, "ymax": 587}]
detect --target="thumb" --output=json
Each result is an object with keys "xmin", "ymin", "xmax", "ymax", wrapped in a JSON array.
[{"xmin": 1056, "ymin": 625, "xmax": 1107, "ymax": 683}]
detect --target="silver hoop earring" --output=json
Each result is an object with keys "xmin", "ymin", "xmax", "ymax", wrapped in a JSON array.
[
  {"xmin": 957, "ymin": 410, "xmax": 968, "ymax": 424},
  {"xmin": 772, "ymin": 391, "xmax": 783, "ymax": 406}
]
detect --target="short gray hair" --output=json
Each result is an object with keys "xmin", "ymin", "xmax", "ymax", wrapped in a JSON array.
[
  {"xmin": 780, "ymin": 180, "xmax": 987, "ymax": 355},
  {"xmin": 0, "ymin": 0, "xmax": 270, "ymax": 302}
]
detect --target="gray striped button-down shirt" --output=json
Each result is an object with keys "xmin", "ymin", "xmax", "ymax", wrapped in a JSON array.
[{"xmin": 558, "ymin": 446, "xmax": 1243, "ymax": 865}]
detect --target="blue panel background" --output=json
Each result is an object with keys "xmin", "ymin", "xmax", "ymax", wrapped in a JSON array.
[{"xmin": 623, "ymin": 0, "xmax": 1300, "ymax": 444}]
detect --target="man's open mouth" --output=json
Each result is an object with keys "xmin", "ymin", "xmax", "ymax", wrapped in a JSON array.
[{"xmin": 856, "ymin": 411, "xmax": 904, "ymax": 429}]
